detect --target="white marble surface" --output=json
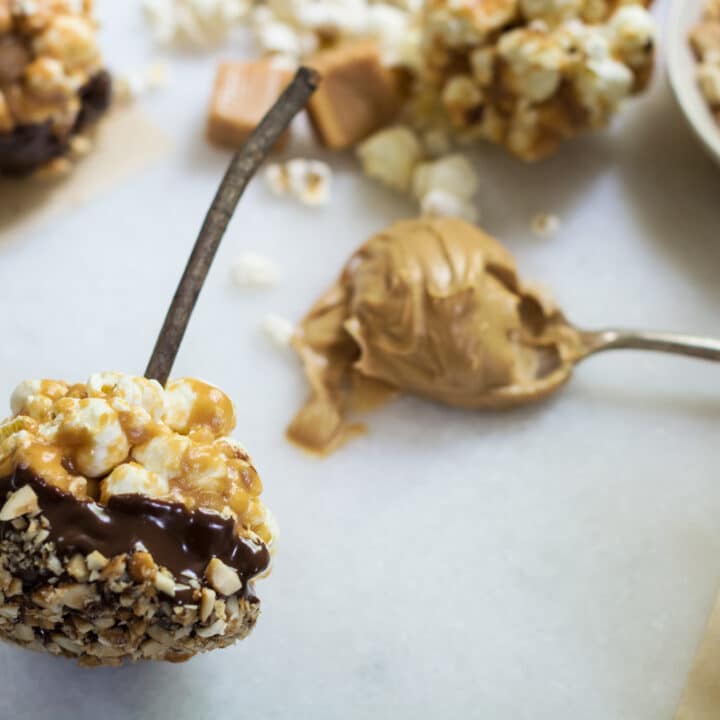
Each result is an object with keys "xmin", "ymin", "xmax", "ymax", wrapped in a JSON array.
[{"xmin": 1, "ymin": 2, "xmax": 720, "ymax": 718}]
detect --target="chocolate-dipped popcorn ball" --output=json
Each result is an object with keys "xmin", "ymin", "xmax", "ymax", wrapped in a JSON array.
[
  {"xmin": 0, "ymin": 373, "xmax": 274, "ymax": 666},
  {"xmin": 0, "ymin": 0, "xmax": 112, "ymax": 177},
  {"xmin": 414, "ymin": 0, "xmax": 656, "ymax": 160},
  {"xmin": 288, "ymin": 217, "xmax": 582, "ymax": 454}
]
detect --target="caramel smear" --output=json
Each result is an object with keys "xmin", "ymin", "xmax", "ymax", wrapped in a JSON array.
[
  {"xmin": 206, "ymin": 59, "xmax": 294, "ymax": 150},
  {"xmin": 288, "ymin": 217, "xmax": 582, "ymax": 454}
]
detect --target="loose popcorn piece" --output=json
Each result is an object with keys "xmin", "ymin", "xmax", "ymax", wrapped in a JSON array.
[
  {"xmin": 307, "ymin": 40, "xmax": 405, "ymax": 149},
  {"xmin": 413, "ymin": 0, "xmax": 656, "ymax": 160},
  {"xmin": 262, "ymin": 313, "xmax": 296, "ymax": 348},
  {"xmin": 531, "ymin": 212, "xmax": 561, "ymax": 238},
  {"xmin": 420, "ymin": 188, "xmax": 479, "ymax": 223},
  {"xmin": 0, "ymin": 373, "xmax": 274, "ymax": 665},
  {"xmin": 690, "ymin": 1, "xmax": 720, "ymax": 126},
  {"xmin": 0, "ymin": 0, "xmax": 112, "ymax": 177},
  {"xmin": 114, "ymin": 60, "xmax": 169, "ymax": 103},
  {"xmin": 412, "ymin": 154, "xmax": 479, "ymax": 202},
  {"xmin": 357, "ymin": 125, "xmax": 423, "ymax": 191},
  {"xmin": 232, "ymin": 252, "xmax": 281, "ymax": 288},
  {"xmin": 264, "ymin": 158, "xmax": 332, "ymax": 206},
  {"xmin": 142, "ymin": 0, "xmax": 252, "ymax": 47},
  {"xmin": 412, "ymin": 153, "xmax": 480, "ymax": 221},
  {"xmin": 207, "ymin": 59, "xmax": 294, "ymax": 150}
]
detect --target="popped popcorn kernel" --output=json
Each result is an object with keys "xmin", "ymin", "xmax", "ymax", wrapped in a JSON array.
[{"xmin": 357, "ymin": 125, "xmax": 423, "ymax": 191}]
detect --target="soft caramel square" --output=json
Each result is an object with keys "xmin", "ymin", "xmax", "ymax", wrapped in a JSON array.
[
  {"xmin": 307, "ymin": 41, "xmax": 404, "ymax": 150},
  {"xmin": 207, "ymin": 59, "xmax": 293, "ymax": 150}
]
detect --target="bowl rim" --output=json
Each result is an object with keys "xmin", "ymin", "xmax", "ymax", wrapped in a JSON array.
[{"xmin": 666, "ymin": 0, "xmax": 720, "ymax": 164}]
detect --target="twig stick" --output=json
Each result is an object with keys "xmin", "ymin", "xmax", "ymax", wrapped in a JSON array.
[{"xmin": 145, "ymin": 67, "xmax": 320, "ymax": 385}]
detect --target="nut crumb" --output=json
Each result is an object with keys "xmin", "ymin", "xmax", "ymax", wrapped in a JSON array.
[
  {"xmin": 531, "ymin": 212, "xmax": 560, "ymax": 238},
  {"xmin": 86, "ymin": 550, "xmax": 108, "ymax": 572},
  {"xmin": 205, "ymin": 558, "xmax": 242, "ymax": 596},
  {"xmin": 67, "ymin": 554, "xmax": 89, "ymax": 582},
  {"xmin": 196, "ymin": 618, "xmax": 227, "ymax": 638},
  {"xmin": 0, "ymin": 486, "xmax": 39, "ymax": 521},
  {"xmin": 200, "ymin": 587, "xmax": 216, "ymax": 622},
  {"xmin": 154, "ymin": 570, "xmax": 176, "ymax": 597}
]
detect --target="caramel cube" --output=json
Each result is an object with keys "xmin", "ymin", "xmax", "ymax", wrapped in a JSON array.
[
  {"xmin": 307, "ymin": 41, "xmax": 404, "ymax": 150},
  {"xmin": 207, "ymin": 59, "xmax": 293, "ymax": 150}
]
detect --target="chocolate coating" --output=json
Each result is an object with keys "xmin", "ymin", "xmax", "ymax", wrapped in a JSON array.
[
  {"xmin": 73, "ymin": 70, "xmax": 113, "ymax": 132},
  {"xmin": 0, "ymin": 70, "xmax": 113, "ymax": 177},
  {"xmin": 0, "ymin": 467, "xmax": 270, "ymax": 594},
  {"xmin": 0, "ymin": 121, "xmax": 64, "ymax": 177}
]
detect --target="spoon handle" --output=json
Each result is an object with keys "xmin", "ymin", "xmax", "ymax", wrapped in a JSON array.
[{"xmin": 578, "ymin": 329, "xmax": 720, "ymax": 363}]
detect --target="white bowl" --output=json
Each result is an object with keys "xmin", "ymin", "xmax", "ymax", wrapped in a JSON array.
[{"xmin": 666, "ymin": 0, "xmax": 720, "ymax": 164}]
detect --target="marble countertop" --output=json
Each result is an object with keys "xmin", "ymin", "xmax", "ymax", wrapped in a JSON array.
[{"xmin": 1, "ymin": 2, "xmax": 719, "ymax": 718}]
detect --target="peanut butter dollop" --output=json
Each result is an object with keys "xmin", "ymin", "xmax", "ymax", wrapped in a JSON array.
[{"xmin": 288, "ymin": 217, "xmax": 582, "ymax": 454}]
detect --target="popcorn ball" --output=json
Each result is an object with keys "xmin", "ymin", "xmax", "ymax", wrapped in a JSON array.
[
  {"xmin": 0, "ymin": 373, "xmax": 274, "ymax": 665},
  {"xmin": 0, "ymin": 0, "xmax": 112, "ymax": 177},
  {"xmin": 414, "ymin": 0, "xmax": 656, "ymax": 160}
]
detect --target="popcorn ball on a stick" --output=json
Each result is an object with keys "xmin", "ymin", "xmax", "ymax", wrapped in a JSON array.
[
  {"xmin": 415, "ymin": 0, "xmax": 656, "ymax": 160},
  {"xmin": 0, "ymin": 0, "xmax": 112, "ymax": 177},
  {"xmin": 0, "ymin": 375, "xmax": 272, "ymax": 664},
  {"xmin": 0, "ymin": 68, "xmax": 319, "ymax": 665}
]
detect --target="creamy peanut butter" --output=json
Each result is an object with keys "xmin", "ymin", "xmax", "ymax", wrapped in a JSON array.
[{"xmin": 288, "ymin": 217, "xmax": 582, "ymax": 454}]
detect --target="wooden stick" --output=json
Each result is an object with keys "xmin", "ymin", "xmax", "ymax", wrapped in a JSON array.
[{"xmin": 145, "ymin": 67, "xmax": 320, "ymax": 385}]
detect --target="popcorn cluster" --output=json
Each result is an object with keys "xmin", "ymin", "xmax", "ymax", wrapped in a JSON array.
[
  {"xmin": 142, "ymin": 0, "xmax": 252, "ymax": 47},
  {"xmin": 0, "ymin": 0, "xmax": 104, "ymax": 136},
  {"xmin": 250, "ymin": 0, "xmax": 421, "ymax": 67},
  {"xmin": 0, "ymin": 373, "xmax": 272, "ymax": 545},
  {"xmin": 689, "ymin": 0, "xmax": 720, "ymax": 127},
  {"xmin": 141, "ymin": 0, "xmax": 421, "ymax": 62},
  {"xmin": 415, "ymin": 0, "xmax": 656, "ymax": 160}
]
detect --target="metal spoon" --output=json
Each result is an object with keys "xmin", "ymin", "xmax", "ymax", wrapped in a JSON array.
[{"xmin": 577, "ymin": 329, "xmax": 720, "ymax": 363}]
